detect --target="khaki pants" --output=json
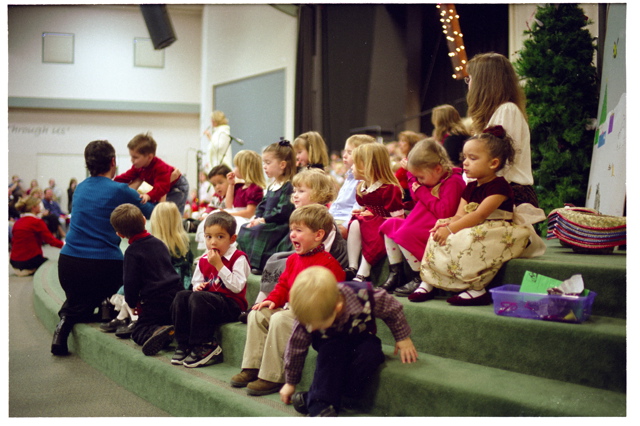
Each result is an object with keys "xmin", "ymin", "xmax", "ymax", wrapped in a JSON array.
[{"xmin": 241, "ymin": 307, "xmax": 296, "ymax": 383}]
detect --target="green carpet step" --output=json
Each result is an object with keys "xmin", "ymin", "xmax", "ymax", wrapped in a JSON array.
[
  {"xmin": 36, "ymin": 258, "xmax": 626, "ymax": 395},
  {"xmin": 380, "ymin": 298, "xmax": 626, "ymax": 393},
  {"xmin": 33, "ymin": 260, "xmax": 626, "ymax": 416}
]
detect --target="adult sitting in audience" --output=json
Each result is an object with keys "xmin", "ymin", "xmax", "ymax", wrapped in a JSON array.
[
  {"xmin": 41, "ymin": 188, "xmax": 67, "ymax": 239},
  {"xmin": 51, "ymin": 140, "xmax": 155, "ymax": 356}
]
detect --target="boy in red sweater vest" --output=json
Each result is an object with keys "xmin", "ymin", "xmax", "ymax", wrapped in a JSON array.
[
  {"xmin": 230, "ymin": 204, "xmax": 346, "ymax": 396},
  {"xmin": 170, "ymin": 211, "xmax": 250, "ymax": 367}
]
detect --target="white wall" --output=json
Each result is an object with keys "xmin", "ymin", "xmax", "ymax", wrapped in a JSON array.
[
  {"xmin": 198, "ymin": 4, "xmax": 298, "ymax": 153},
  {"xmin": 8, "ymin": 5, "xmax": 201, "ymax": 103},
  {"xmin": 7, "ymin": 5, "xmax": 203, "ymax": 204}
]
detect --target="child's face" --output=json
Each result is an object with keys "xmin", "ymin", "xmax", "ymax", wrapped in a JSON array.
[
  {"xmin": 351, "ymin": 160, "xmax": 364, "ymax": 181},
  {"xmin": 289, "ymin": 222, "xmax": 324, "ymax": 255},
  {"xmin": 129, "ymin": 149, "xmax": 154, "ymax": 169},
  {"xmin": 398, "ymin": 137, "xmax": 410, "ymax": 156},
  {"xmin": 292, "ymin": 184, "xmax": 314, "ymax": 208},
  {"xmin": 462, "ymin": 138, "xmax": 499, "ymax": 182},
  {"xmin": 342, "ymin": 142, "xmax": 355, "ymax": 169},
  {"xmin": 210, "ymin": 175, "xmax": 229, "ymax": 198},
  {"xmin": 232, "ymin": 166, "xmax": 243, "ymax": 180},
  {"xmin": 410, "ymin": 165, "xmax": 445, "ymax": 188},
  {"xmin": 204, "ymin": 224, "xmax": 236, "ymax": 254},
  {"xmin": 262, "ymin": 152, "xmax": 286, "ymax": 180},
  {"xmin": 296, "ymin": 148, "xmax": 309, "ymax": 167}
]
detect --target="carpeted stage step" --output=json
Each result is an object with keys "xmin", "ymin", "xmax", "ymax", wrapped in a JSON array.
[{"xmin": 33, "ymin": 239, "xmax": 626, "ymax": 416}]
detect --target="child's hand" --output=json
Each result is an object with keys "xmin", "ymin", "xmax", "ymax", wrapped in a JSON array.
[
  {"xmin": 411, "ymin": 181, "xmax": 421, "ymax": 193},
  {"xmin": 394, "ymin": 337, "xmax": 418, "ymax": 364},
  {"xmin": 359, "ymin": 209, "xmax": 373, "ymax": 217},
  {"xmin": 431, "ymin": 226, "xmax": 452, "ymax": 246},
  {"xmin": 400, "ymin": 158, "xmax": 408, "ymax": 169},
  {"xmin": 139, "ymin": 193, "xmax": 151, "ymax": 204},
  {"xmin": 207, "ymin": 248, "xmax": 223, "ymax": 270},
  {"xmin": 280, "ymin": 384, "xmax": 296, "ymax": 404},
  {"xmin": 351, "ymin": 208, "xmax": 363, "ymax": 215},
  {"xmin": 248, "ymin": 218, "xmax": 265, "ymax": 228},
  {"xmin": 227, "ymin": 171, "xmax": 236, "ymax": 185},
  {"xmin": 193, "ymin": 281, "xmax": 207, "ymax": 292},
  {"xmin": 252, "ymin": 300, "xmax": 276, "ymax": 311}
]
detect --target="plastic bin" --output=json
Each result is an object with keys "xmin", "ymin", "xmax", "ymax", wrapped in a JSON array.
[{"xmin": 489, "ymin": 284, "xmax": 597, "ymax": 323}]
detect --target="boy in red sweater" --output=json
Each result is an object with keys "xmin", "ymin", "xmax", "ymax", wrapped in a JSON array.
[
  {"xmin": 170, "ymin": 211, "xmax": 250, "ymax": 368},
  {"xmin": 230, "ymin": 204, "xmax": 346, "ymax": 396},
  {"xmin": 114, "ymin": 132, "xmax": 189, "ymax": 214}
]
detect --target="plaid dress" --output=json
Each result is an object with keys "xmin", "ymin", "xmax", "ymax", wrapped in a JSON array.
[{"xmin": 236, "ymin": 181, "xmax": 295, "ymax": 272}]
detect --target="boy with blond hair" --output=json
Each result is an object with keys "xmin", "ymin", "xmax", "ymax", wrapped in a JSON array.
[
  {"xmin": 280, "ymin": 266, "xmax": 418, "ymax": 417},
  {"xmin": 114, "ymin": 132, "xmax": 189, "ymax": 214},
  {"xmin": 230, "ymin": 204, "xmax": 346, "ymax": 396}
]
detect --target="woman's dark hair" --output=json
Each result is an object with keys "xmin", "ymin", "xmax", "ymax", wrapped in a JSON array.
[{"xmin": 85, "ymin": 140, "xmax": 115, "ymax": 176}]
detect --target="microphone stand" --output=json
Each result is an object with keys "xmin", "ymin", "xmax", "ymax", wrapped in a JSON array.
[{"xmin": 218, "ymin": 134, "xmax": 243, "ymax": 166}]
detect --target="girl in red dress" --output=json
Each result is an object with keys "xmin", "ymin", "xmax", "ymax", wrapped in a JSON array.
[{"xmin": 346, "ymin": 143, "xmax": 404, "ymax": 282}]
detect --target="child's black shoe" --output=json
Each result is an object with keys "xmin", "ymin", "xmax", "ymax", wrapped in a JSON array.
[
  {"xmin": 292, "ymin": 391, "xmax": 309, "ymax": 415},
  {"xmin": 183, "ymin": 343, "xmax": 222, "ymax": 368},
  {"xmin": 171, "ymin": 345, "xmax": 191, "ymax": 365}
]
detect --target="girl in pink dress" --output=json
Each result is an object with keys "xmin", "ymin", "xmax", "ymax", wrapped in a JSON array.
[
  {"xmin": 346, "ymin": 143, "xmax": 404, "ymax": 282},
  {"xmin": 379, "ymin": 139, "xmax": 466, "ymax": 294}
]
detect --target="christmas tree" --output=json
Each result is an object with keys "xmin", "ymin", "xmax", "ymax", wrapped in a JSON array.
[{"xmin": 514, "ymin": 4, "xmax": 598, "ymax": 217}]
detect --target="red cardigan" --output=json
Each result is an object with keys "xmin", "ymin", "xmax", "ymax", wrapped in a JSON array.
[
  {"xmin": 10, "ymin": 215, "xmax": 64, "ymax": 262},
  {"xmin": 265, "ymin": 250, "xmax": 346, "ymax": 308}
]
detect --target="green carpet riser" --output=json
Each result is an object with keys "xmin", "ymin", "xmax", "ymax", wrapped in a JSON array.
[{"xmin": 32, "ymin": 239, "xmax": 626, "ymax": 416}]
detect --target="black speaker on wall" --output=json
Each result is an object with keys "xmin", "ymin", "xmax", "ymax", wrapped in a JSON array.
[{"xmin": 140, "ymin": 4, "xmax": 177, "ymax": 50}]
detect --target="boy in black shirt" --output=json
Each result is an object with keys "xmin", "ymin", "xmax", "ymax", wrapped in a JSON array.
[{"xmin": 110, "ymin": 203, "xmax": 183, "ymax": 356}]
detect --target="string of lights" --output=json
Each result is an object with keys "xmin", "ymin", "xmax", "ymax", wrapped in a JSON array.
[{"xmin": 437, "ymin": 3, "xmax": 468, "ymax": 80}]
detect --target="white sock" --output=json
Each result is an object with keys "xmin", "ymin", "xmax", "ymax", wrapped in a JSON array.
[
  {"xmin": 459, "ymin": 289, "xmax": 486, "ymax": 299},
  {"xmin": 415, "ymin": 282, "xmax": 434, "ymax": 293},
  {"xmin": 347, "ymin": 221, "xmax": 362, "ymax": 269},
  {"xmin": 355, "ymin": 256, "xmax": 371, "ymax": 280}
]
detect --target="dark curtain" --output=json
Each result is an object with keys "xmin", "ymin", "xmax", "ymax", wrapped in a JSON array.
[
  {"xmin": 293, "ymin": 4, "xmax": 509, "ymax": 147},
  {"xmin": 294, "ymin": 5, "xmax": 317, "ymax": 137}
]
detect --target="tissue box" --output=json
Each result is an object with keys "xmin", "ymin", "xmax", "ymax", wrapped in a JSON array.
[{"xmin": 489, "ymin": 284, "xmax": 597, "ymax": 323}]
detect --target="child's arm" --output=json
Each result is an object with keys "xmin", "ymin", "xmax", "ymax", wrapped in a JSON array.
[
  {"xmin": 431, "ymin": 194, "xmax": 507, "ymax": 245},
  {"xmin": 229, "ymin": 203, "xmax": 257, "ymax": 219},
  {"xmin": 373, "ymin": 287, "xmax": 418, "ymax": 363},
  {"xmin": 211, "ymin": 250, "xmax": 250, "ymax": 294},
  {"xmin": 191, "ymin": 258, "xmax": 208, "ymax": 291},
  {"xmin": 225, "ymin": 173, "xmax": 236, "ymax": 209}
]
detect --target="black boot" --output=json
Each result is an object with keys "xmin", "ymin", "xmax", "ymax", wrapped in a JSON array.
[
  {"xmin": 100, "ymin": 298, "xmax": 113, "ymax": 322},
  {"xmin": 394, "ymin": 270, "xmax": 422, "ymax": 297},
  {"xmin": 51, "ymin": 317, "xmax": 73, "ymax": 356},
  {"xmin": 380, "ymin": 263, "xmax": 404, "ymax": 293}
]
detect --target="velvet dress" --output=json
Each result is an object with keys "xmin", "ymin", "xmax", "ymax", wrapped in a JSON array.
[{"xmin": 350, "ymin": 181, "xmax": 404, "ymax": 266}]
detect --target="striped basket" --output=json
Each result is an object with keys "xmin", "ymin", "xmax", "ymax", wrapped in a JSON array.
[{"xmin": 547, "ymin": 207, "xmax": 626, "ymax": 253}]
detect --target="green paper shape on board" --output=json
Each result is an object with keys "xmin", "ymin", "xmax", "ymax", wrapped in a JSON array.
[
  {"xmin": 595, "ymin": 84, "xmax": 608, "ymax": 145},
  {"xmin": 520, "ymin": 271, "xmax": 563, "ymax": 294}
]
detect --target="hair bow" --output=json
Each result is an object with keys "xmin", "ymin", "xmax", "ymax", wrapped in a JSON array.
[
  {"xmin": 278, "ymin": 137, "xmax": 291, "ymax": 147},
  {"xmin": 482, "ymin": 125, "xmax": 506, "ymax": 139}
]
